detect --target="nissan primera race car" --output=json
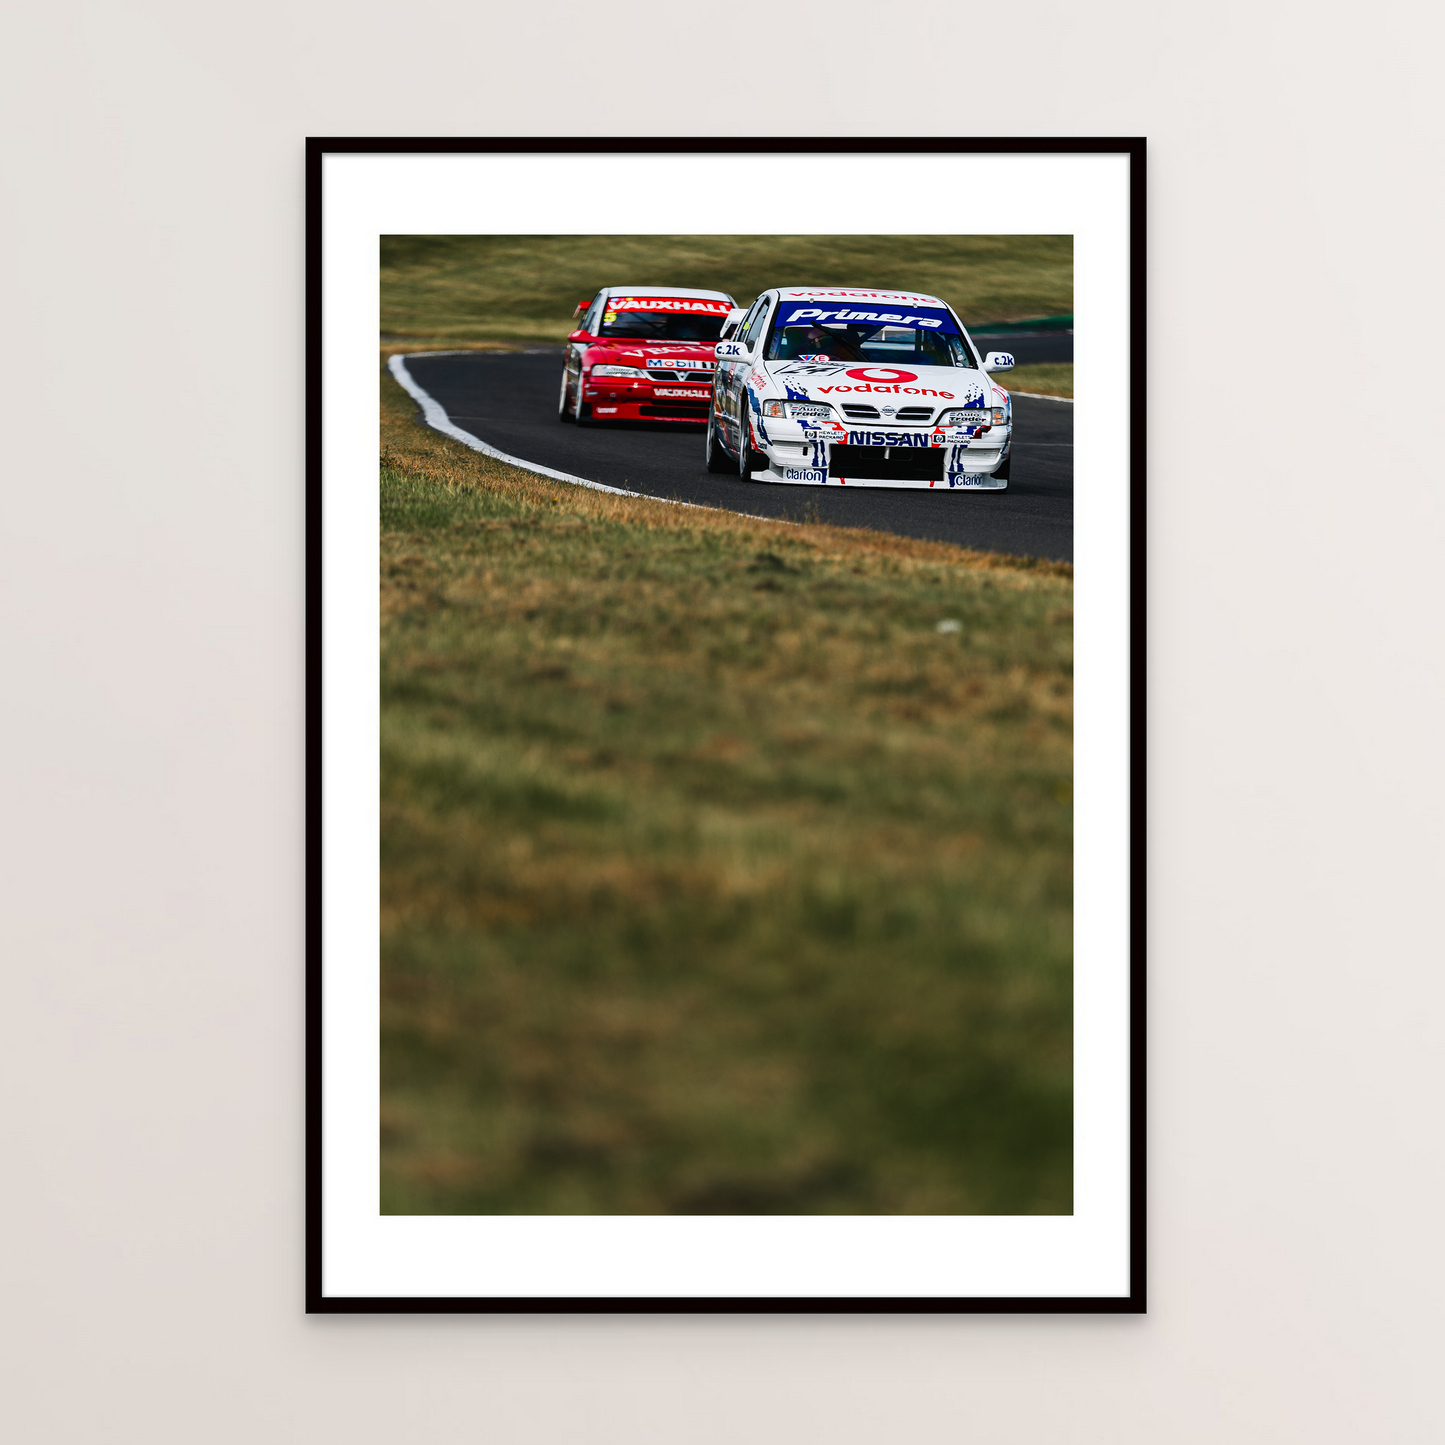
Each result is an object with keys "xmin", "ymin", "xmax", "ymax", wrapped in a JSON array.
[
  {"xmin": 706, "ymin": 288, "xmax": 1016, "ymax": 488},
  {"xmin": 559, "ymin": 286, "xmax": 737, "ymax": 426}
]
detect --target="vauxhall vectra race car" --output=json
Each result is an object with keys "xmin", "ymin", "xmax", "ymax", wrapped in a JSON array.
[
  {"xmin": 706, "ymin": 288, "xmax": 1016, "ymax": 488},
  {"xmin": 559, "ymin": 285, "xmax": 737, "ymax": 426}
]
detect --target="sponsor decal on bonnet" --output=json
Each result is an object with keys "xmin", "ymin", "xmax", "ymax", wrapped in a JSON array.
[
  {"xmin": 846, "ymin": 367, "xmax": 917, "ymax": 383},
  {"xmin": 817, "ymin": 382, "xmax": 958, "ymax": 398},
  {"xmin": 774, "ymin": 361, "xmax": 849, "ymax": 378}
]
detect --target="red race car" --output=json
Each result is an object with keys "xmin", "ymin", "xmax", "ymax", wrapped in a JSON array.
[{"xmin": 558, "ymin": 286, "xmax": 738, "ymax": 426}]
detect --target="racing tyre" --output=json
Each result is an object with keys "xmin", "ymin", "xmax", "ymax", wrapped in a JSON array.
[
  {"xmin": 557, "ymin": 368, "xmax": 575, "ymax": 422},
  {"xmin": 737, "ymin": 406, "xmax": 767, "ymax": 481},
  {"xmin": 577, "ymin": 401, "xmax": 597, "ymax": 428},
  {"xmin": 705, "ymin": 405, "xmax": 732, "ymax": 473},
  {"xmin": 991, "ymin": 451, "xmax": 1011, "ymax": 483}
]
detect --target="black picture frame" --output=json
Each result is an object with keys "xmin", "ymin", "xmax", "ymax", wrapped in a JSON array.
[{"xmin": 307, "ymin": 136, "xmax": 1146, "ymax": 1314}]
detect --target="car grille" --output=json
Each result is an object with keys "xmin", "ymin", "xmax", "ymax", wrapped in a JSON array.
[
  {"xmin": 828, "ymin": 445, "xmax": 944, "ymax": 482},
  {"xmin": 647, "ymin": 369, "xmax": 711, "ymax": 382},
  {"xmin": 640, "ymin": 403, "xmax": 709, "ymax": 419},
  {"xmin": 843, "ymin": 405, "xmax": 934, "ymax": 422}
]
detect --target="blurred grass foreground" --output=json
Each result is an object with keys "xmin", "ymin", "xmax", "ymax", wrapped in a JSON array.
[{"xmin": 380, "ymin": 369, "xmax": 1074, "ymax": 1215}]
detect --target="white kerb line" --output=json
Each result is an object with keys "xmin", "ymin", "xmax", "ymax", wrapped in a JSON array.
[{"xmin": 388, "ymin": 353, "xmax": 763, "ymax": 509}]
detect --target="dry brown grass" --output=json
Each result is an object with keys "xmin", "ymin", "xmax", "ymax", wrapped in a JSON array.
[
  {"xmin": 381, "ymin": 234, "xmax": 1072, "ymax": 342},
  {"xmin": 1002, "ymin": 363, "xmax": 1074, "ymax": 399},
  {"xmin": 380, "ymin": 359, "xmax": 1073, "ymax": 1215}
]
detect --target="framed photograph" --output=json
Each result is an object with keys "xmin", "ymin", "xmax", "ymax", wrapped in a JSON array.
[{"xmin": 308, "ymin": 137, "xmax": 1144, "ymax": 1312}]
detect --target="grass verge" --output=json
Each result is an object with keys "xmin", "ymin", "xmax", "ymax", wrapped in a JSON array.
[
  {"xmin": 382, "ymin": 234, "xmax": 1072, "ymax": 343},
  {"xmin": 380, "ymin": 366, "xmax": 1074, "ymax": 1214},
  {"xmin": 1000, "ymin": 363, "xmax": 1073, "ymax": 399}
]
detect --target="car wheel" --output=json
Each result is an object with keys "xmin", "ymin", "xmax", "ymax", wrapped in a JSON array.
[
  {"xmin": 558, "ymin": 366, "xmax": 575, "ymax": 422},
  {"xmin": 705, "ymin": 396, "xmax": 732, "ymax": 473},
  {"xmin": 737, "ymin": 399, "xmax": 766, "ymax": 480},
  {"xmin": 576, "ymin": 383, "xmax": 597, "ymax": 427},
  {"xmin": 991, "ymin": 451, "xmax": 1011, "ymax": 483}
]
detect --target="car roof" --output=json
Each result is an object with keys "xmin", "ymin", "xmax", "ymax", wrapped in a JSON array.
[
  {"xmin": 770, "ymin": 286, "xmax": 949, "ymax": 308},
  {"xmin": 603, "ymin": 285, "xmax": 735, "ymax": 301}
]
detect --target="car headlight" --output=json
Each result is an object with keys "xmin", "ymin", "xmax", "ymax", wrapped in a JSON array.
[
  {"xmin": 763, "ymin": 399, "xmax": 833, "ymax": 419},
  {"xmin": 591, "ymin": 365, "xmax": 648, "ymax": 379},
  {"xmin": 992, "ymin": 406, "xmax": 1008, "ymax": 426}
]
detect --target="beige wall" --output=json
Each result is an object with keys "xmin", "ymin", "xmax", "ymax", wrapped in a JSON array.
[{"xmin": 1, "ymin": 2, "xmax": 1441, "ymax": 1440}]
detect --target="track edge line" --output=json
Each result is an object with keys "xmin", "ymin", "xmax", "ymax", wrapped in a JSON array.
[{"xmin": 387, "ymin": 353, "xmax": 791, "ymax": 525}]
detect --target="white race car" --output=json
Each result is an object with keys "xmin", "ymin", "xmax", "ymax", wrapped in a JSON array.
[{"xmin": 706, "ymin": 288, "xmax": 1016, "ymax": 489}]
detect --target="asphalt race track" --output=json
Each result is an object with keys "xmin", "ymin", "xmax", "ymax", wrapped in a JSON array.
[
  {"xmin": 966, "ymin": 329, "xmax": 1074, "ymax": 368},
  {"xmin": 402, "ymin": 348, "xmax": 1073, "ymax": 562}
]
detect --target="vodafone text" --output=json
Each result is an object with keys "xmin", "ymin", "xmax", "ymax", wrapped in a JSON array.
[{"xmin": 816, "ymin": 384, "xmax": 957, "ymax": 398}]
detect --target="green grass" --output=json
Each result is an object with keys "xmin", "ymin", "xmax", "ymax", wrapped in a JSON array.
[
  {"xmin": 381, "ymin": 234, "xmax": 1073, "ymax": 342},
  {"xmin": 1000, "ymin": 363, "xmax": 1074, "ymax": 399},
  {"xmin": 380, "ymin": 371, "xmax": 1074, "ymax": 1214}
]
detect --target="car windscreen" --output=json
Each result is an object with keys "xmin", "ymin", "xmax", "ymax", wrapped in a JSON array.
[
  {"xmin": 597, "ymin": 296, "xmax": 732, "ymax": 341},
  {"xmin": 764, "ymin": 301, "xmax": 978, "ymax": 367}
]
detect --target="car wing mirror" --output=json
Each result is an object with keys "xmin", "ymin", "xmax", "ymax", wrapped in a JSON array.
[
  {"xmin": 983, "ymin": 351, "xmax": 1015, "ymax": 371},
  {"xmin": 714, "ymin": 339, "xmax": 751, "ymax": 360},
  {"xmin": 567, "ymin": 329, "xmax": 592, "ymax": 343}
]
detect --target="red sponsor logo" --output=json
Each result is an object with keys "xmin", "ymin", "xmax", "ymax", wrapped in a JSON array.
[
  {"xmin": 845, "ymin": 367, "xmax": 917, "ymax": 384},
  {"xmin": 817, "ymin": 381, "xmax": 956, "ymax": 399},
  {"xmin": 607, "ymin": 296, "xmax": 732, "ymax": 315}
]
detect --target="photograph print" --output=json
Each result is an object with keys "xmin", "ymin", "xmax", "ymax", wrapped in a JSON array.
[{"xmin": 314, "ymin": 142, "xmax": 1140, "ymax": 1309}]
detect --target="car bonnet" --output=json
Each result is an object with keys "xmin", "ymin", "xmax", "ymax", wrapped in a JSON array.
[
  {"xmin": 597, "ymin": 340, "xmax": 719, "ymax": 366},
  {"xmin": 763, "ymin": 360, "xmax": 990, "ymax": 409}
]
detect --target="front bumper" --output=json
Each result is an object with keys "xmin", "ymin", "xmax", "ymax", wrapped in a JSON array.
[
  {"xmin": 585, "ymin": 377, "xmax": 713, "ymax": 423},
  {"xmin": 751, "ymin": 417, "xmax": 1012, "ymax": 489}
]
